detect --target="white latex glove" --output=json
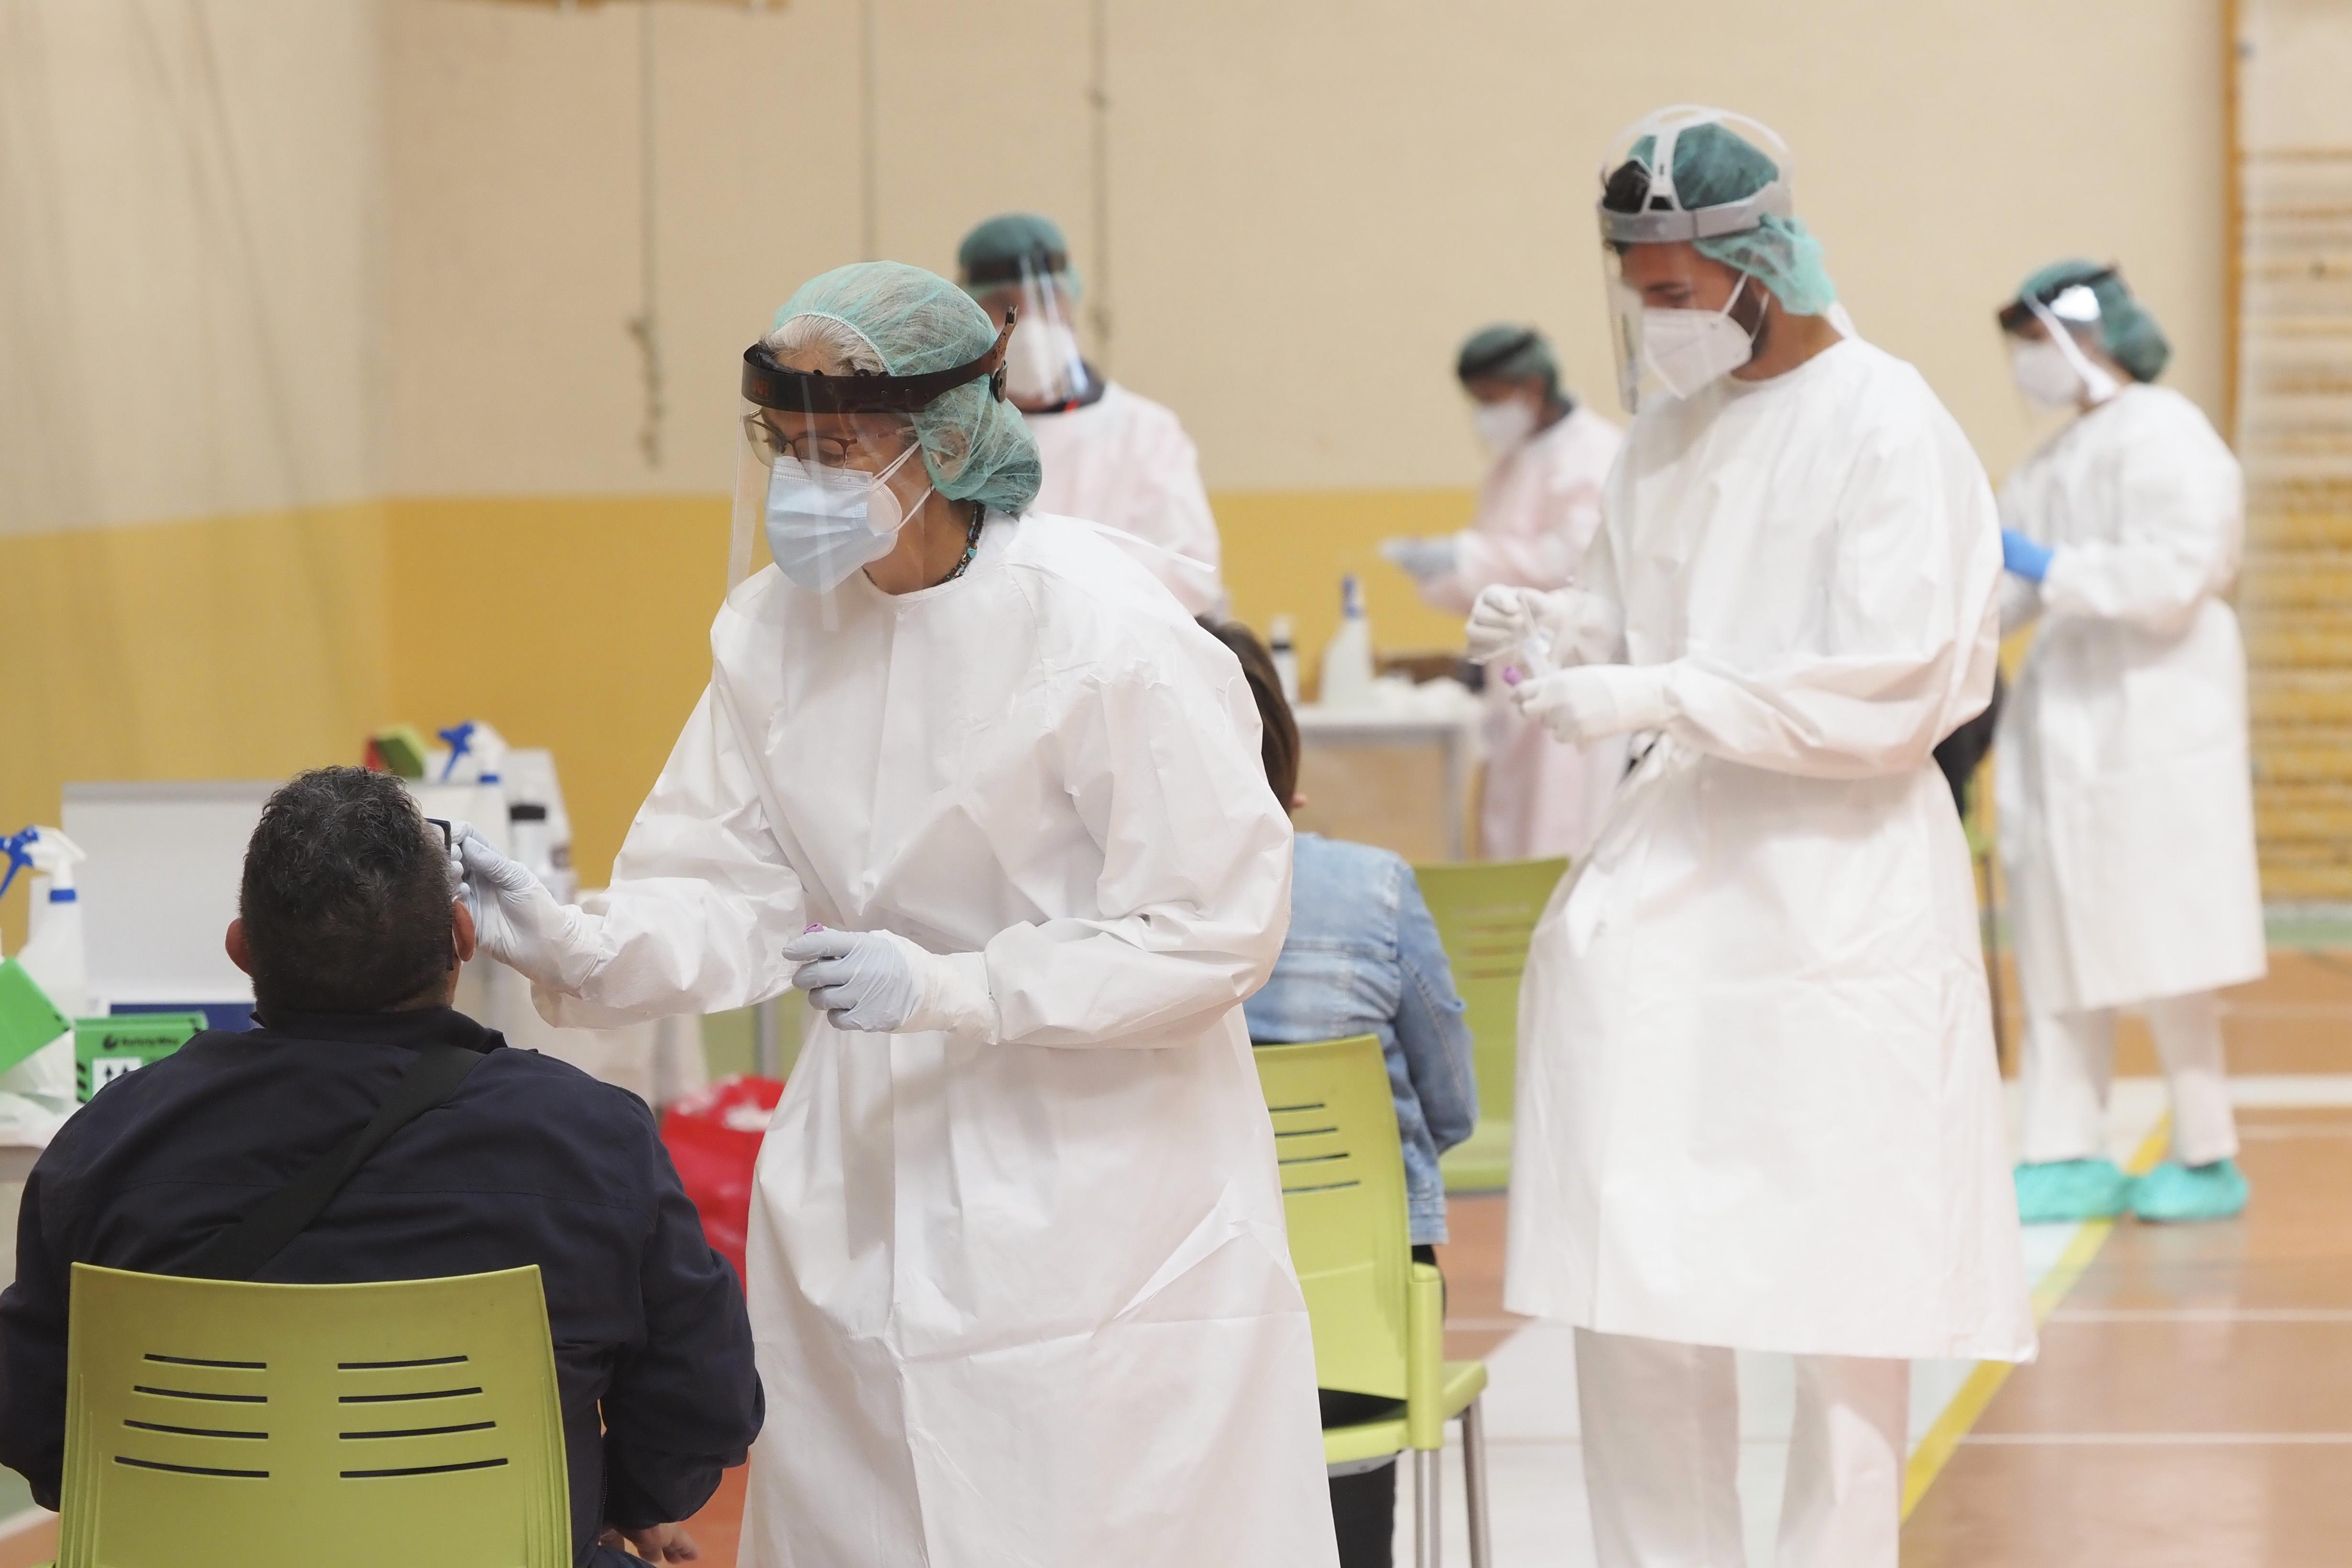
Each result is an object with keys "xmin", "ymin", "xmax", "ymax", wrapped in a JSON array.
[
  {"xmin": 1470, "ymin": 584, "xmax": 1624, "ymax": 669},
  {"xmin": 1380, "ymin": 535, "xmax": 1459, "ymax": 582},
  {"xmin": 1512, "ymin": 663, "xmax": 1675, "ymax": 745},
  {"xmin": 454, "ymin": 823, "xmax": 600, "ymax": 991},
  {"xmin": 783, "ymin": 926, "xmax": 998, "ymax": 1039},
  {"xmin": 1465, "ymin": 584, "xmax": 1546, "ymax": 664}
]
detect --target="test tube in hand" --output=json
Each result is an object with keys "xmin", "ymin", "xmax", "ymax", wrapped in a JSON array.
[{"xmin": 1501, "ymin": 631, "xmax": 1559, "ymax": 688}]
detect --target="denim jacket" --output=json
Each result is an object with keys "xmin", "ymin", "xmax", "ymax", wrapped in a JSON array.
[{"xmin": 1245, "ymin": 833, "xmax": 1477, "ymax": 1243}]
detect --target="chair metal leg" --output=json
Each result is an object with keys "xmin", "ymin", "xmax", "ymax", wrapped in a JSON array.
[
  {"xmin": 1461, "ymin": 1397, "xmax": 1493, "ymax": 1568},
  {"xmin": 1414, "ymin": 1447, "xmax": 1442, "ymax": 1568}
]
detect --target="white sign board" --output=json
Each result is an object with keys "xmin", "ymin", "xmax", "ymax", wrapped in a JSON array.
[{"xmin": 62, "ymin": 781, "xmax": 275, "ymax": 1007}]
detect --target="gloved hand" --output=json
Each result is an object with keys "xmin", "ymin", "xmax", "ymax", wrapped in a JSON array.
[
  {"xmin": 2001, "ymin": 529, "xmax": 2054, "ymax": 584},
  {"xmin": 1380, "ymin": 535, "xmax": 1459, "ymax": 582},
  {"xmin": 1512, "ymin": 663, "xmax": 1675, "ymax": 745},
  {"xmin": 1468, "ymin": 584, "xmax": 1623, "ymax": 669},
  {"xmin": 1465, "ymin": 585, "xmax": 1548, "ymax": 664},
  {"xmin": 783, "ymin": 926, "xmax": 998, "ymax": 1038},
  {"xmin": 454, "ymin": 824, "xmax": 600, "ymax": 991},
  {"xmin": 784, "ymin": 927, "xmax": 923, "ymax": 1034}
]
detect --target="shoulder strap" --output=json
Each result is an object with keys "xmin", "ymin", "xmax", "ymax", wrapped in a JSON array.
[{"xmin": 182, "ymin": 1042, "xmax": 490, "ymax": 1282}]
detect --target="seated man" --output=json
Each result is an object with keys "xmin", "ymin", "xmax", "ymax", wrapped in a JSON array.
[{"xmin": 0, "ymin": 767, "xmax": 760, "ymax": 1566}]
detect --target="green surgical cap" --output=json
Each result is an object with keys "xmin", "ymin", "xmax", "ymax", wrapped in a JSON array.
[
  {"xmin": 1622, "ymin": 122, "xmax": 1837, "ymax": 317},
  {"xmin": 2014, "ymin": 259, "xmax": 2171, "ymax": 383},
  {"xmin": 773, "ymin": 261, "xmax": 1042, "ymax": 515},
  {"xmin": 957, "ymin": 212, "xmax": 1083, "ymax": 300},
  {"xmin": 1456, "ymin": 325, "xmax": 1560, "ymax": 398}
]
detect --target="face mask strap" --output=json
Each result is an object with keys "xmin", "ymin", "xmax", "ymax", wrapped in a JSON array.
[
  {"xmin": 2022, "ymin": 295, "xmax": 2120, "ymax": 405},
  {"xmin": 1721, "ymin": 272, "xmax": 1757, "ymax": 334}
]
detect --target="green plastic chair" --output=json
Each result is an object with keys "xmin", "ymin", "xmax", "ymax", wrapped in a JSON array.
[
  {"xmin": 1255, "ymin": 1035, "xmax": 1492, "ymax": 1568},
  {"xmin": 54, "ymin": 1263, "xmax": 570, "ymax": 1568},
  {"xmin": 1414, "ymin": 856, "xmax": 1569, "ymax": 1193}
]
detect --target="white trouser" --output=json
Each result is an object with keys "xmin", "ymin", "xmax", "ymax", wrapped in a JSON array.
[
  {"xmin": 2018, "ymin": 990, "xmax": 2238, "ymax": 1167},
  {"xmin": 1575, "ymin": 1329, "xmax": 1907, "ymax": 1568}
]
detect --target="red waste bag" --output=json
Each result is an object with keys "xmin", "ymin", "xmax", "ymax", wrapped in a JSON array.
[{"xmin": 660, "ymin": 1075, "xmax": 784, "ymax": 1289}]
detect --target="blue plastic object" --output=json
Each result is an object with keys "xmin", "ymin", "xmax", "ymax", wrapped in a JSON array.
[
  {"xmin": 2001, "ymin": 529, "xmax": 2053, "ymax": 583},
  {"xmin": 0, "ymin": 828, "xmax": 36, "ymax": 902},
  {"xmin": 2131, "ymin": 1158, "xmax": 2250, "ymax": 1223},
  {"xmin": 2015, "ymin": 1157, "xmax": 2132, "ymax": 1223},
  {"xmin": 437, "ymin": 721, "xmax": 479, "ymax": 783}
]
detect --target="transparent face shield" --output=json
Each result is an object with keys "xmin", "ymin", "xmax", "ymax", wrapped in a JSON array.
[
  {"xmin": 732, "ymin": 403, "xmax": 927, "ymax": 596},
  {"xmin": 1593, "ymin": 105, "xmax": 1794, "ymax": 414},
  {"xmin": 727, "ymin": 313, "xmax": 1014, "ymax": 600},
  {"xmin": 990, "ymin": 261, "xmax": 1090, "ymax": 409},
  {"xmin": 1997, "ymin": 279, "xmax": 2121, "ymax": 417}
]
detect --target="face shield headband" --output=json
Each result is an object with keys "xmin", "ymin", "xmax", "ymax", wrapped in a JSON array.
[
  {"xmin": 1593, "ymin": 106, "xmax": 1796, "ymax": 247},
  {"xmin": 741, "ymin": 310, "xmax": 1017, "ymax": 414}
]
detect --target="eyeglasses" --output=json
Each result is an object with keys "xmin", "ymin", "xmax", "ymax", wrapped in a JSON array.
[
  {"xmin": 743, "ymin": 414, "xmax": 904, "ymax": 469},
  {"xmin": 426, "ymin": 817, "xmax": 452, "ymax": 854}
]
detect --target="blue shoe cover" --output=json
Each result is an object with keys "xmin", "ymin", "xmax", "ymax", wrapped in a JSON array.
[
  {"xmin": 2131, "ymin": 1158, "xmax": 2250, "ymax": 1223},
  {"xmin": 2014, "ymin": 1158, "xmax": 2132, "ymax": 1224}
]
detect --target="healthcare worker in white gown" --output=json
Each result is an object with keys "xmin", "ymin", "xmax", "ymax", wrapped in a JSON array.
[
  {"xmin": 1470, "ymin": 109, "xmax": 2033, "ymax": 1568},
  {"xmin": 1383, "ymin": 324, "xmax": 1626, "ymax": 859},
  {"xmin": 1993, "ymin": 261, "xmax": 2265, "ymax": 1227},
  {"xmin": 455, "ymin": 262, "xmax": 1336, "ymax": 1568},
  {"xmin": 957, "ymin": 212, "xmax": 1226, "ymax": 614}
]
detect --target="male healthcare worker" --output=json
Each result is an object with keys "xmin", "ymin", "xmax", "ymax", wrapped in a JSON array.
[
  {"xmin": 455, "ymin": 261, "xmax": 1335, "ymax": 1568},
  {"xmin": 1470, "ymin": 108, "xmax": 2032, "ymax": 1568},
  {"xmin": 1385, "ymin": 326, "xmax": 1626, "ymax": 858},
  {"xmin": 957, "ymin": 212, "xmax": 1226, "ymax": 612},
  {"xmin": 1994, "ymin": 261, "xmax": 2265, "ymax": 1225}
]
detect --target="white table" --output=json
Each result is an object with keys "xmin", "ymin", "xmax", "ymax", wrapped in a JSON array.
[{"xmin": 1293, "ymin": 704, "xmax": 1484, "ymax": 862}]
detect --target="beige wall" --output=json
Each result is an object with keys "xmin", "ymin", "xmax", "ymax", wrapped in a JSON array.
[
  {"xmin": 0, "ymin": 0, "xmax": 381, "ymax": 533},
  {"xmin": 383, "ymin": 0, "xmax": 2226, "ymax": 499}
]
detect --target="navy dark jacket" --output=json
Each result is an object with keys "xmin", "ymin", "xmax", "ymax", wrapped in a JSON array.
[{"xmin": 0, "ymin": 1007, "xmax": 762, "ymax": 1566}]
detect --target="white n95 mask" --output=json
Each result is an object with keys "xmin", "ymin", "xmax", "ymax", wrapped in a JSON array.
[
  {"xmin": 1642, "ymin": 274, "xmax": 1757, "ymax": 399},
  {"xmin": 1472, "ymin": 398, "xmax": 1539, "ymax": 454},
  {"xmin": 764, "ymin": 441, "xmax": 930, "ymax": 593},
  {"xmin": 2009, "ymin": 338, "xmax": 2085, "ymax": 410}
]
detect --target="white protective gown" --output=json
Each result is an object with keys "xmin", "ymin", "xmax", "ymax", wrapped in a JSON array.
[
  {"xmin": 1420, "ymin": 405, "xmax": 1628, "ymax": 860},
  {"xmin": 1503, "ymin": 340, "xmax": 2035, "ymax": 1362},
  {"xmin": 1995, "ymin": 383, "xmax": 2266, "ymax": 1015},
  {"xmin": 540, "ymin": 514, "xmax": 1334, "ymax": 1568},
  {"xmin": 1026, "ymin": 380, "xmax": 1225, "ymax": 613}
]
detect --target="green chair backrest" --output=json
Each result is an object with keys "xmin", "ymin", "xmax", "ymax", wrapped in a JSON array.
[
  {"xmin": 1411, "ymin": 856, "xmax": 1569, "ymax": 1135},
  {"xmin": 1254, "ymin": 1034, "xmax": 1411, "ymax": 1400},
  {"xmin": 61, "ymin": 1263, "xmax": 570, "ymax": 1568}
]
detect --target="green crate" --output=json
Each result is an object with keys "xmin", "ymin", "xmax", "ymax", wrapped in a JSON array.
[
  {"xmin": 0, "ymin": 959, "xmax": 71, "ymax": 1077},
  {"xmin": 75, "ymin": 1013, "xmax": 207, "ymax": 1102}
]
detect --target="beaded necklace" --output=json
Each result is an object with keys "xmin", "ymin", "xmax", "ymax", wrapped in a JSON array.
[{"xmin": 941, "ymin": 506, "xmax": 987, "ymax": 583}]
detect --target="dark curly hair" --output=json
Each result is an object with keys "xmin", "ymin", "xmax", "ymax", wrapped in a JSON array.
[{"xmin": 239, "ymin": 767, "xmax": 455, "ymax": 1013}]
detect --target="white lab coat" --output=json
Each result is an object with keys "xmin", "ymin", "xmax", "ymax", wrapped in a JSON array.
[
  {"xmin": 540, "ymin": 515, "xmax": 1334, "ymax": 1568},
  {"xmin": 1995, "ymin": 383, "xmax": 2266, "ymax": 1015},
  {"xmin": 1421, "ymin": 406, "xmax": 1628, "ymax": 860},
  {"xmin": 1502, "ymin": 340, "xmax": 2034, "ymax": 1362},
  {"xmin": 1026, "ymin": 380, "xmax": 1225, "ymax": 613}
]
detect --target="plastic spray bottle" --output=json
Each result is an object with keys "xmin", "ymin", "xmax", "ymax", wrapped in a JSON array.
[
  {"xmin": 1319, "ymin": 576, "xmax": 1377, "ymax": 708},
  {"xmin": 4, "ymin": 827, "xmax": 87, "ymax": 1019},
  {"xmin": 0, "ymin": 827, "xmax": 89, "ymax": 1134}
]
